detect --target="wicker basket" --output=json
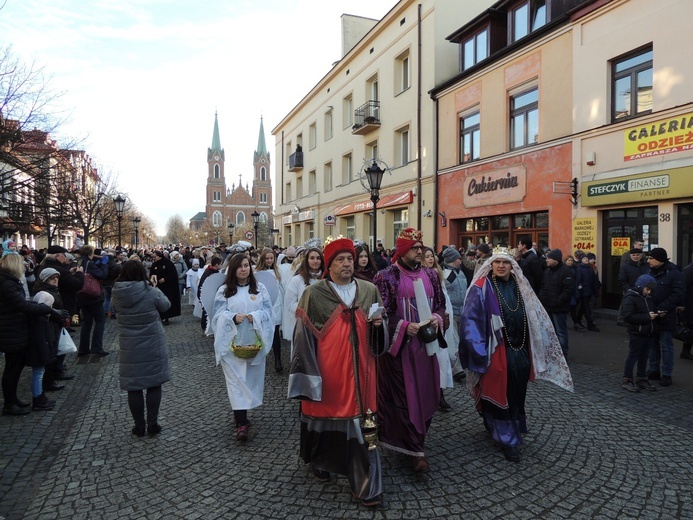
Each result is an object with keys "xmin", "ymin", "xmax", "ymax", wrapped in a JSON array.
[{"xmin": 231, "ymin": 344, "xmax": 262, "ymax": 359}]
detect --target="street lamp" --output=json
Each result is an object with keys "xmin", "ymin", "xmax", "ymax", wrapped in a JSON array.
[
  {"xmin": 364, "ymin": 160, "xmax": 385, "ymax": 248},
  {"xmin": 251, "ymin": 210, "xmax": 260, "ymax": 249},
  {"xmin": 228, "ymin": 222, "xmax": 235, "ymax": 243},
  {"xmin": 113, "ymin": 194, "xmax": 126, "ymax": 248},
  {"xmin": 132, "ymin": 216, "xmax": 141, "ymax": 251}
]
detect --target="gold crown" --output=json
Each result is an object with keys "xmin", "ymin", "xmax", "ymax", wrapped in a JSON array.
[
  {"xmin": 397, "ymin": 227, "xmax": 423, "ymax": 241},
  {"xmin": 492, "ymin": 245, "xmax": 511, "ymax": 256},
  {"xmin": 323, "ymin": 235, "xmax": 346, "ymax": 248}
]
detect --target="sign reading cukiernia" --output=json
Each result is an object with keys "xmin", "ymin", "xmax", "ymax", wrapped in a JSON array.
[{"xmin": 624, "ymin": 112, "xmax": 693, "ymax": 161}]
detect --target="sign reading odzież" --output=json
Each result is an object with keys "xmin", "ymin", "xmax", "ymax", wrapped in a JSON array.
[{"xmin": 624, "ymin": 112, "xmax": 693, "ymax": 161}]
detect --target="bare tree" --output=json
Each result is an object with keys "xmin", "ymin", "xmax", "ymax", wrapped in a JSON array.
[{"xmin": 164, "ymin": 214, "xmax": 187, "ymax": 245}]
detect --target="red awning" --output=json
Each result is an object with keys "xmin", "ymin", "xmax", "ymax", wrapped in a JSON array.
[{"xmin": 334, "ymin": 191, "xmax": 413, "ymax": 216}]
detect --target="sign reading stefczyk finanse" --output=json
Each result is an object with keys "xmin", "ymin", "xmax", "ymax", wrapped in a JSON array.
[{"xmin": 581, "ymin": 166, "xmax": 693, "ymax": 206}]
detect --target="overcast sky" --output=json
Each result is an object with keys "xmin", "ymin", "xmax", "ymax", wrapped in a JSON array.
[{"xmin": 0, "ymin": 0, "xmax": 396, "ymax": 234}]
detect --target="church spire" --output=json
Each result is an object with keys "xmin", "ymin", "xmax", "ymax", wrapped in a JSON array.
[
  {"xmin": 211, "ymin": 111, "xmax": 222, "ymax": 154},
  {"xmin": 256, "ymin": 116, "xmax": 267, "ymax": 155}
]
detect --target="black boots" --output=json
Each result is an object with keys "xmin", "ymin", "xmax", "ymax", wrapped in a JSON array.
[
  {"xmin": 680, "ymin": 344, "xmax": 693, "ymax": 360},
  {"xmin": 32, "ymin": 393, "xmax": 56, "ymax": 411},
  {"xmin": 274, "ymin": 349, "xmax": 283, "ymax": 373},
  {"xmin": 439, "ymin": 389, "xmax": 451, "ymax": 412}
]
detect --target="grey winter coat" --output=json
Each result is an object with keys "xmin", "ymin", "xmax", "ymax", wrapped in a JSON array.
[{"xmin": 111, "ymin": 280, "xmax": 171, "ymax": 391}]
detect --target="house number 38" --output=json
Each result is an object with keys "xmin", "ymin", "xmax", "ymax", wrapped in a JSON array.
[{"xmin": 659, "ymin": 213, "xmax": 671, "ymax": 222}]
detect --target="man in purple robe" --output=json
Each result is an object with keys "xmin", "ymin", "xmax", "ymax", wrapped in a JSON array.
[{"xmin": 373, "ymin": 228, "xmax": 446, "ymax": 473}]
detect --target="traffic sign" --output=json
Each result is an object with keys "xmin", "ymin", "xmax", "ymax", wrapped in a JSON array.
[{"xmin": 245, "ymin": 230, "xmax": 254, "ymax": 240}]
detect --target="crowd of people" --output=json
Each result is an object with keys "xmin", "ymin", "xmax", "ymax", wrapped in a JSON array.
[{"xmin": 1, "ymin": 233, "xmax": 691, "ymax": 508}]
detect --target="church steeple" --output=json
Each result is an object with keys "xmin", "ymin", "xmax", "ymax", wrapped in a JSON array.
[
  {"xmin": 256, "ymin": 116, "xmax": 267, "ymax": 155},
  {"xmin": 208, "ymin": 111, "xmax": 224, "ymax": 160}
]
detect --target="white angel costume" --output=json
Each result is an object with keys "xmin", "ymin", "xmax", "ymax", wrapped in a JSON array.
[
  {"xmin": 186, "ymin": 264, "xmax": 204, "ymax": 316},
  {"xmin": 210, "ymin": 283, "xmax": 274, "ymax": 410}
]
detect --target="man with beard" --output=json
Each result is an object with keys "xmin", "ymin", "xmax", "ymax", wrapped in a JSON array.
[
  {"xmin": 289, "ymin": 237, "xmax": 388, "ymax": 507},
  {"xmin": 373, "ymin": 228, "xmax": 446, "ymax": 473}
]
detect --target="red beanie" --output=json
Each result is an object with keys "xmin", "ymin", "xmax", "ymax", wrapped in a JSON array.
[
  {"xmin": 392, "ymin": 228, "xmax": 423, "ymax": 263},
  {"xmin": 322, "ymin": 237, "xmax": 356, "ymax": 273}
]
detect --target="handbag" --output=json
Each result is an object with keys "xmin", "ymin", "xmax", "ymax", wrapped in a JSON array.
[
  {"xmin": 674, "ymin": 310, "xmax": 693, "ymax": 343},
  {"xmin": 78, "ymin": 262, "xmax": 103, "ymax": 298},
  {"xmin": 57, "ymin": 328, "xmax": 77, "ymax": 355}
]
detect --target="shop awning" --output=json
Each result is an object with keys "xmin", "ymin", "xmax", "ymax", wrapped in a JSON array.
[{"xmin": 334, "ymin": 191, "xmax": 413, "ymax": 216}]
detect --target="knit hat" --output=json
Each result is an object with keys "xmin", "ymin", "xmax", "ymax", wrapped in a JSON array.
[
  {"xmin": 39, "ymin": 268, "xmax": 61, "ymax": 282},
  {"xmin": 33, "ymin": 291, "xmax": 54, "ymax": 307},
  {"xmin": 635, "ymin": 274, "xmax": 657, "ymax": 290},
  {"xmin": 586, "ymin": 252, "xmax": 596, "ymax": 261},
  {"xmin": 442, "ymin": 246, "xmax": 461, "ymax": 264},
  {"xmin": 295, "ymin": 246, "xmax": 306, "ymax": 257},
  {"xmin": 46, "ymin": 245, "xmax": 68, "ymax": 254},
  {"xmin": 477, "ymin": 243, "xmax": 492, "ymax": 256},
  {"xmin": 322, "ymin": 237, "xmax": 356, "ymax": 271},
  {"xmin": 648, "ymin": 247, "xmax": 668, "ymax": 263},
  {"xmin": 629, "ymin": 248, "xmax": 643, "ymax": 254},
  {"xmin": 392, "ymin": 228, "xmax": 423, "ymax": 263},
  {"xmin": 192, "ymin": 258, "xmax": 200, "ymax": 267},
  {"xmin": 284, "ymin": 246, "xmax": 297, "ymax": 258},
  {"xmin": 547, "ymin": 249, "xmax": 562, "ymax": 262}
]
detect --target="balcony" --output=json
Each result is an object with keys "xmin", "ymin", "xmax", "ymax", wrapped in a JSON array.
[
  {"xmin": 289, "ymin": 150, "xmax": 303, "ymax": 172},
  {"xmin": 352, "ymin": 100, "xmax": 381, "ymax": 135}
]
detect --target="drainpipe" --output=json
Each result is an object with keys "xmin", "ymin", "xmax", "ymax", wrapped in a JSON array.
[
  {"xmin": 433, "ymin": 97, "xmax": 439, "ymax": 251},
  {"xmin": 416, "ymin": 3, "xmax": 423, "ymax": 231}
]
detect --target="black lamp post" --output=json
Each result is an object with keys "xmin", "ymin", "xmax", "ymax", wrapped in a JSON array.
[
  {"xmin": 228, "ymin": 222, "xmax": 235, "ymax": 243},
  {"xmin": 364, "ymin": 160, "xmax": 385, "ymax": 248},
  {"xmin": 251, "ymin": 210, "xmax": 260, "ymax": 249},
  {"xmin": 132, "ymin": 216, "xmax": 141, "ymax": 251},
  {"xmin": 113, "ymin": 194, "xmax": 126, "ymax": 248}
]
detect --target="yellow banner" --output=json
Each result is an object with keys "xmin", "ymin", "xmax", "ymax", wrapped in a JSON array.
[
  {"xmin": 624, "ymin": 112, "xmax": 693, "ymax": 161},
  {"xmin": 611, "ymin": 237, "xmax": 630, "ymax": 257},
  {"xmin": 572, "ymin": 218, "xmax": 596, "ymax": 255}
]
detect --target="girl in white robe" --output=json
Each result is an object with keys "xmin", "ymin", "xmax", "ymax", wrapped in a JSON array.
[
  {"xmin": 210, "ymin": 253, "xmax": 273, "ymax": 441},
  {"xmin": 186, "ymin": 259, "xmax": 204, "ymax": 316}
]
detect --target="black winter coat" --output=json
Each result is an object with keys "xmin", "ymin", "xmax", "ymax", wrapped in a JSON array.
[
  {"xmin": 649, "ymin": 261, "xmax": 684, "ymax": 331},
  {"xmin": 618, "ymin": 259, "xmax": 649, "ymax": 293},
  {"xmin": 519, "ymin": 250, "xmax": 543, "ymax": 294},
  {"xmin": 575, "ymin": 263, "xmax": 600, "ymax": 299},
  {"xmin": 539, "ymin": 262, "xmax": 574, "ymax": 313},
  {"xmin": 26, "ymin": 314, "xmax": 56, "ymax": 367},
  {"xmin": 620, "ymin": 288, "xmax": 655, "ymax": 336},
  {"xmin": 0, "ymin": 271, "xmax": 53, "ymax": 353},
  {"xmin": 150, "ymin": 258, "xmax": 181, "ymax": 319},
  {"xmin": 682, "ymin": 262, "xmax": 693, "ymax": 327},
  {"xmin": 35, "ymin": 258, "xmax": 84, "ymax": 315}
]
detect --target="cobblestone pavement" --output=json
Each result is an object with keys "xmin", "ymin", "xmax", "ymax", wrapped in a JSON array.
[{"xmin": 2, "ymin": 305, "xmax": 693, "ymax": 519}]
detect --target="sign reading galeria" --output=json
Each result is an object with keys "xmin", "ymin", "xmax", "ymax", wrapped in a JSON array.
[
  {"xmin": 571, "ymin": 218, "xmax": 596, "ymax": 255},
  {"xmin": 463, "ymin": 165, "xmax": 526, "ymax": 208},
  {"xmin": 624, "ymin": 112, "xmax": 693, "ymax": 161}
]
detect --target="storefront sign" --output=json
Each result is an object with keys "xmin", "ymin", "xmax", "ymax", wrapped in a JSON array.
[
  {"xmin": 571, "ymin": 218, "xmax": 596, "ymax": 254},
  {"xmin": 581, "ymin": 166, "xmax": 693, "ymax": 206},
  {"xmin": 334, "ymin": 191, "xmax": 413, "ymax": 216},
  {"xmin": 611, "ymin": 237, "xmax": 630, "ymax": 257},
  {"xmin": 624, "ymin": 112, "xmax": 693, "ymax": 161},
  {"xmin": 463, "ymin": 166, "xmax": 526, "ymax": 208}
]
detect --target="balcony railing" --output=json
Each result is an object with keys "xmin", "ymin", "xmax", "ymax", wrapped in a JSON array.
[
  {"xmin": 289, "ymin": 150, "xmax": 303, "ymax": 172},
  {"xmin": 352, "ymin": 100, "xmax": 381, "ymax": 135}
]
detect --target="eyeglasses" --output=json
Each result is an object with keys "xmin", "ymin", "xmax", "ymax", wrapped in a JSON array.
[{"xmin": 411, "ymin": 246, "xmax": 424, "ymax": 251}]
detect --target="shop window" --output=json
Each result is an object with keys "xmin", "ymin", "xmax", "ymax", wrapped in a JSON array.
[
  {"xmin": 611, "ymin": 46, "xmax": 653, "ymax": 122},
  {"xmin": 492, "ymin": 215, "xmax": 510, "ymax": 229},
  {"xmin": 535, "ymin": 211, "xmax": 548, "ymax": 228},
  {"xmin": 510, "ymin": 87, "xmax": 538, "ymax": 149},
  {"xmin": 460, "ymin": 111, "xmax": 480, "ymax": 163}
]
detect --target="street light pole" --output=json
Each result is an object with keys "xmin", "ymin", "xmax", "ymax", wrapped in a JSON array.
[
  {"xmin": 228, "ymin": 222, "xmax": 235, "ymax": 244},
  {"xmin": 364, "ymin": 160, "xmax": 385, "ymax": 249},
  {"xmin": 113, "ymin": 194, "xmax": 126, "ymax": 249},
  {"xmin": 251, "ymin": 211, "xmax": 260, "ymax": 249},
  {"xmin": 132, "ymin": 216, "xmax": 141, "ymax": 251}
]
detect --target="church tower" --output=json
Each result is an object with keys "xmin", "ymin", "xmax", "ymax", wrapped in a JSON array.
[
  {"xmin": 206, "ymin": 112, "xmax": 226, "ymax": 228},
  {"xmin": 253, "ymin": 116, "xmax": 272, "ymax": 215}
]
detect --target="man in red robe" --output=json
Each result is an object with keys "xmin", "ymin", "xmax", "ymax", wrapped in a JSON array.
[{"xmin": 289, "ymin": 237, "xmax": 388, "ymax": 507}]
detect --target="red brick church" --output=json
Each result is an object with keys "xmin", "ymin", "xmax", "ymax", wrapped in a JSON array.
[{"xmin": 189, "ymin": 113, "xmax": 273, "ymax": 242}]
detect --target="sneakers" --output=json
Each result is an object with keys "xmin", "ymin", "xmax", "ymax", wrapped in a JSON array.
[
  {"xmin": 659, "ymin": 375, "xmax": 672, "ymax": 387},
  {"xmin": 635, "ymin": 378, "xmax": 657, "ymax": 392},
  {"xmin": 236, "ymin": 424, "xmax": 249, "ymax": 442},
  {"xmin": 622, "ymin": 379, "xmax": 640, "ymax": 393},
  {"xmin": 312, "ymin": 467, "xmax": 331, "ymax": 482}
]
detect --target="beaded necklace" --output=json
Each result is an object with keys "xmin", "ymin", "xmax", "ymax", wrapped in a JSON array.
[{"xmin": 491, "ymin": 274, "xmax": 527, "ymax": 351}]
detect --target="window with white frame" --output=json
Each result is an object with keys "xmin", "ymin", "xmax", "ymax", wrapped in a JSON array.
[
  {"xmin": 345, "ymin": 216, "xmax": 355, "ymax": 240},
  {"xmin": 324, "ymin": 110, "xmax": 333, "ymax": 141},
  {"xmin": 395, "ymin": 126, "xmax": 410, "ymax": 166},
  {"xmin": 260, "ymin": 166, "xmax": 267, "ymax": 181},
  {"xmin": 309, "ymin": 169, "xmax": 316, "ymax": 195},
  {"xmin": 260, "ymin": 212, "xmax": 268, "ymax": 223},
  {"xmin": 285, "ymin": 182, "xmax": 291, "ymax": 201},
  {"xmin": 324, "ymin": 162, "xmax": 332, "ymax": 192},
  {"xmin": 462, "ymin": 28, "xmax": 488, "ymax": 70},
  {"xmin": 213, "ymin": 190, "xmax": 221, "ymax": 202},
  {"xmin": 342, "ymin": 153, "xmax": 352, "ymax": 184},
  {"xmin": 460, "ymin": 110, "xmax": 480, "ymax": 163},
  {"xmin": 395, "ymin": 50, "xmax": 410, "ymax": 93},
  {"xmin": 296, "ymin": 176, "xmax": 303, "ymax": 199},
  {"xmin": 611, "ymin": 46, "xmax": 653, "ymax": 122},
  {"xmin": 213, "ymin": 211, "xmax": 222, "ymax": 226},
  {"xmin": 236, "ymin": 212, "xmax": 245, "ymax": 225},
  {"xmin": 285, "ymin": 141, "xmax": 292, "ymax": 166},
  {"xmin": 309, "ymin": 123, "xmax": 317, "ymax": 150},
  {"xmin": 366, "ymin": 140, "xmax": 378, "ymax": 161},
  {"xmin": 259, "ymin": 192, "xmax": 267, "ymax": 203},
  {"xmin": 510, "ymin": 87, "xmax": 538, "ymax": 149},
  {"xmin": 343, "ymin": 94, "xmax": 353, "ymax": 129}
]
